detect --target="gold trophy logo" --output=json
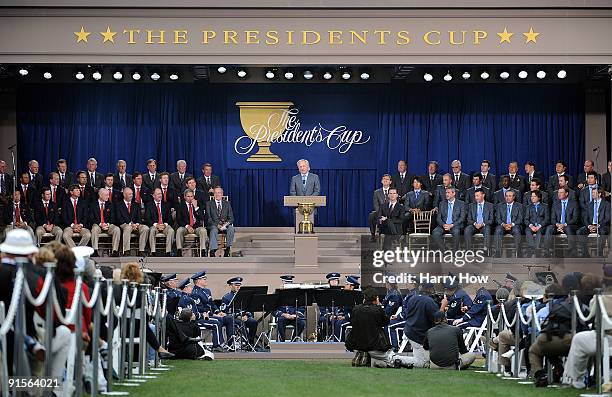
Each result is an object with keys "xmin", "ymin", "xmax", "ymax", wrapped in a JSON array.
[{"xmin": 235, "ymin": 101, "xmax": 293, "ymax": 162}]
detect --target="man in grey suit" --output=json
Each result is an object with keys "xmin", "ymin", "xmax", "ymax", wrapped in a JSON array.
[
  {"xmin": 368, "ymin": 174, "xmax": 392, "ymax": 241},
  {"xmin": 493, "ymin": 190, "xmax": 524, "ymax": 257},
  {"xmin": 545, "ymin": 187, "xmax": 580, "ymax": 256},
  {"xmin": 290, "ymin": 159, "xmax": 321, "ymax": 196},
  {"xmin": 577, "ymin": 187, "xmax": 610, "ymax": 256},
  {"xmin": 404, "ymin": 177, "xmax": 431, "ymax": 234},
  {"xmin": 205, "ymin": 186, "xmax": 234, "ymax": 257},
  {"xmin": 464, "ymin": 189, "xmax": 494, "ymax": 252},
  {"xmin": 432, "ymin": 187, "xmax": 465, "ymax": 250},
  {"xmin": 524, "ymin": 190, "xmax": 550, "ymax": 257}
]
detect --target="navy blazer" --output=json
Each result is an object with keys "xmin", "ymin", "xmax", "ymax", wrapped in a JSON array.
[
  {"xmin": 480, "ymin": 173, "xmax": 497, "ymax": 191},
  {"xmin": 176, "ymin": 201, "xmax": 205, "ymax": 228},
  {"xmin": 88, "ymin": 200, "xmax": 115, "ymax": 227},
  {"xmin": 61, "ymin": 197, "xmax": 89, "ymax": 227},
  {"xmin": 3, "ymin": 202, "xmax": 32, "ymax": 225},
  {"xmin": 144, "ymin": 200, "xmax": 173, "ymax": 226},
  {"xmin": 548, "ymin": 173, "xmax": 575, "ymax": 191},
  {"xmin": 114, "ymin": 200, "xmax": 141, "ymax": 225},
  {"xmin": 464, "ymin": 186, "xmax": 492, "ymax": 204},
  {"xmin": 524, "ymin": 202, "xmax": 550, "ymax": 228},
  {"xmin": 550, "ymin": 199, "xmax": 580, "ymax": 226},
  {"xmin": 49, "ymin": 185, "xmax": 67, "ymax": 209},
  {"xmin": 581, "ymin": 199, "xmax": 610, "ymax": 227},
  {"xmin": 493, "ymin": 188, "xmax": 521, "ymax": 205},
  {"xmin": 466, "ymin": 201, "xmax": 495, "ymax": 226},
  {"xmin": 421, "ymin": 173, "xmax": 443, "ymax": 193},
  {"xmin": 436, "ymin": 199, "xmax": 466, "ymax": 227},
  {"xmin": 495, "ymin": 202, "xmax": 524, "ymax": 226},
  {"xmin": 522, "ymin": 190, "xmax": 549, "ymax": 206},
  {"xmin": 405, "ymin": 189, "xmax": 431, "ymax": 211},
  {"xmin": 33, "ymin": 200, "xmax": 60, "ymax": 226}
]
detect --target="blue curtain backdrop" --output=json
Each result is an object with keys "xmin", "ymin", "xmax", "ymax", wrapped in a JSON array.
[{"xmin": 16, "ymin": 83, "xmax": 585, "ymax": 227}]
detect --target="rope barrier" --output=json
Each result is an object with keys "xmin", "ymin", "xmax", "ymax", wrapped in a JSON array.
[
  {"xmin": 51, "ymin": 275, "xmax": 82, "ymax": 326},
  {"xmin": 0, "ymin": 267, "xmax": 24, "ymax": 337},
  {"xmin": 81, "ymin": 279, "xmax": 101, "ymax": 309},
  {"xmin": 112, "ymin": 282, "xmax": 129, "ymax": 318},
  {"xmin": 22, "ymin": 268, "xmax": 54, "ymax": 307},
  {"xmin": 573, "ymin": 294, "xmax": 597, "ymax": 323},
  {"xmin": 500, "ymin": 301, "xmax": 517, "ymax": 328}
]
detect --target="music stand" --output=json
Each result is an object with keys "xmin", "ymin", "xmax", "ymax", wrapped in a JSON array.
[
  {"xmin": 275, "ymin": 289, "xmax": 314, "ymax": 342},
  {"xmin": 248, "ymin": 293, "xmax": 280, "ymax": 349},
  {"xmin": 224, "ymin": 286, "xmax": 267, "ymax": 351}
]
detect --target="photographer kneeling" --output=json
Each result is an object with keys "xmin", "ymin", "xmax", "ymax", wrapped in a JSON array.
[
  {"xmin": 167, "ymin": 308, "xmax": 215, "ymax": 361},
  {"xmin": 423, "ymin": 311, "xmax": 477, "ymax": 370},
  {"xmin": 345, "ymin": 287, "xmax": 413, "ymax": 369}
]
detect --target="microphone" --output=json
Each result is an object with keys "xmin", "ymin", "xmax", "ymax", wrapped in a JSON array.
[
  {"xmin": 7, "ymin": 144, "xmax": 16, "ymax": 150},
  {"xmin": 593, "ymin": 146, "xmax": 600, "ymax": 152}
]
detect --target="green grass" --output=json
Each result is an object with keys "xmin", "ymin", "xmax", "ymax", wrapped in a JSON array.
[{"xmin": 114, "ymin": 359, "xmax": 585, "ymax": 397}]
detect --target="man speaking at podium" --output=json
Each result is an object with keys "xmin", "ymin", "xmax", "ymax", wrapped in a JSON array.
[{"xmin": 290, "ymin": 159, "xmax": 321, "ymax": 196}]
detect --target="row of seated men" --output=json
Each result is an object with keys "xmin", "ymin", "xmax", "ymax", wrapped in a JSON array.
[
  {"xmin": 1, "ymin": 174, "xmax": 234, "ymax": 257},
  {"xmin": 370, "ymin": 173, "xmax": 611, "ymax": 257}
]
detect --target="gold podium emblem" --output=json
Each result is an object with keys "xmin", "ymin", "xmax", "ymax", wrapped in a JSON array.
[{"xmin": 235, "ymin": 101, "xmax": 293, "ymax": 162}]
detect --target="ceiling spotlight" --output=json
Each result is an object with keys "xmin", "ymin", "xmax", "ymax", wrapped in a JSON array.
[
  {"xmin": 536, "ymin": 70, "xmax": 546, "ymax": 79},
  {"xmin": 499, "ymin": 71, "xmax": 510, "ymax": 80},
  {"xmin": 518, "ymin": 70, "xmax": 528, "ymax": 79},
  {"xmin": 341, "ymin": 71, "xmax": 351, "ymax": 80},
  {"xmin": 323, "ymin": 71, "xmax": 333, "ymax": 80},
  {"xmin": 75, "ymin": 71, "xmax": 85, "ymax": 80},
  {"xmin": 284, "ymin": 71, "xmax": 294, "ymax": 80},
  {"xmin": 43, "ymin": 71, "xmax": 52, "ymax": 80},
  {"xmin": 557, "ymin": 69, "xmax": 567, "ymax": 79},
  {"xmin": 360, "ymin": 72, "xmax": 370, "ymax": 80},
  {"xmin": 132, "ymin": 72, "xmax": 141, "ymax": 81},
  {"xmin": 443, "ymin": 73, "xmax": 452, "ymax": 82},
  {"xmin": 423, "ymin": 73, "xmax": 433, "ymax": 82},
  {"xmin": 113, "ymin": 71, "xmax": 123, "ymax": 80},
  {"xmin": 462, "ymin": 71, "xmax": 470, "ymax": 80},
  {"xmin": 92, "ymin": 71, "xmax": 102, "ymax": 81},
  {"xmin": 265, "ymin": 70, "xmax": 275, "ymax": 79},
  {"xmin": 303, "ymin": 70, "xmax": 314, "ymax": 80},
  {"xmin": 169, "ymin": 73, "xmax": 179, "ymax": 81},
  {"xmin": 237, "ymin": 69, "xmax": 247, "ymax": 78},
  {"xmin": 150, "ymin": 72, "xmax": 160, "ymax": 81},
  {"xmin": 18, "ymin": 68, "xmax": 28, "ymax": 76},
  {"xmin": 480, "ymin": 71, "xmax": 490, "ymax": 80},
  {"xmin": 217, "ymin": 66, "xmax": 227, "ymax": 74}
]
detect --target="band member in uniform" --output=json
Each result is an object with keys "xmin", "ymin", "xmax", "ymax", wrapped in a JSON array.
[
  {"xmin": 275, "ymin": 275, "xmax": 306, "ymax": 342},
  {"xmin": 221, "ymin": 277, "xmax": 259, "ymax": 347}
]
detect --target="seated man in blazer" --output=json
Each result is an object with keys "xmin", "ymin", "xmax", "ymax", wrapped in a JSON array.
[
  {"xmin": 493, "ymin": 175, "xmax": 521, "ymax": 205},
  {"xmin": 524, "ymin": 190, "xmax": 550, "ymax": 258},
  {"xmin": 450, "ymin": 160, "xmax": 471, "ymax": 196},
  {"xmin": 577, "ymin": 187, "xmax": 610, "ymax": 257},
  {"xmin": 113, "ymin": 159, "xmax": 133, "ymax": 190},
  {"xmin": 548, "ymin": 160, "xmax": 574, "ymax": 192},
  {"xmin": 132, "ymin": 172, "xmax": 151, "ymax": 210},
  {"xmin": 185, "ymin": 177, "xmax": 207, "ymax": 207},
  {"xmin": 48, "ymin": 172, "xmax": 67, "ymax": 211},
  {"xmin": 522, "ymin": 178, "xmax": 548, "ymax": 206},
  {"xmin": 432, "ymin": 187, "xmax": 465, "ymax": 250},
  {"xmin": 101, "ymin": 173, "xmax": 122, "ymax": 204},
  {"xmin": 56, "ymin": 158, "xmax": 74, "ymax": 189},
  {"xmin": 602, "ymin": 161, "xmax": 611, "ymax": 198},
  {"xmin": 464, "ymin": 188, "xmax": 494, "ymax": 252},
  {"xmin": 368, "ymin": 174, "xmax": 392, "ymax": 241},
  {"xmin": 75, "ymin": 171, "xmax": 96, "ymax": 204},
  {"xmin": 549, "ymin": 174, "xmax": 577, "ymax": 206},
  {"xmin": 464, "ymin": 173, "xmax": 492, "ymax": 204},
  {"xmin": 576, "ymin": 160, "xmax": 601, "ymax": 190},
  {"xmin": 376, "ymin": 188, "xmax": 405, "ymax": 236},
  {"xmin": 290, "ymin": 159, "xmax": 321, "ymax": 196},
  {"xmin": 493, "ymin": 190, "xmax": 524, "ymax": 257},
  {"xmin": 524, "ymin": 161, "xmax": 545, "ymax": 188},
  {"xmin": 545, "ymin": 187, "xmax": 580, "ymax": 256},
  {"xmin": 89, "ymin": 188, "xmax": 121, "ymax": 257},
  {"xmin": 197, "ymin": 163, "xmax": 221, "ymax": 196},
  {"xmin": 4, "ymin": 190, "xmax": 35, "ymax": 241},
  {"xmin": 391, "ymin": 160, "xmax": 414, "ymax": 204},
  {"xmin": 432, "ymin": 173, "xmax": 454, "ymax": 209},
  {"xmin": 144, "ymin": 188, "xmax": 175, "ymax": 256},
  {"xmin": 115, "ymin": 187, "xmax": 149, "ymax": 256},
  {"xmin": 480, "ymin": 159, "xmax": 496, "ymax": 191},
  {"xmin": 170, "ymin": 159, "xmax": 193, "ymax": 193},
  {"xmin": 501, "ymin": 161, "xmax": 526, "ymax": 195},
  {"xmin": 403, "ymin": 177, "xmax": 431, "ymax": 234},
  {"xmin": 175, "ymin": 189, "xmax": 207, "ymax": 257},
  {"xmin": 422, "ymin": 160, "xmax": 443, "ymax": 193},
  {"xmin": 205, "ymin": 186, "xmax": 234, "ymax": 257},
  {"xmin": 578, "ymin": 171, "xmax": 600, "ymax": 212},
  {"xmin": 34, "ymin": 187, "xmax": 63, "ymax": 245},
  {"xmin": 61, "ymin": 184, "xmax": 92, "ymax": 247}
]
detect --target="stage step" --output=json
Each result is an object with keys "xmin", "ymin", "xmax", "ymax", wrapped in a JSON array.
[
  {"xmin": 247, "ymin": 240, "xmax": 359, "ymax": 248},
  {"xmin": 238, "ymin": 248, "xmax": 361, "ymax": 256}
]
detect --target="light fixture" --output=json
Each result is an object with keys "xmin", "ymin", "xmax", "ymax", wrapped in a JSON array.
[
  {"xmin": 443, "ymin": 73, "xmax": 452, "ymax": 82},
  {"xmin": 462, "ymin": 71, "xmax": 470, "ymax": 80},
  {"xmin": 169, "ymin": 73, "xmax": 179, "ymax": 81},
  {"xmin": 480, "ymin": 71, "xmax": 490, "ymax": 80},
  {"xmin": 217, "ymin": 66, "xmax": 227, "ymax": 74},
  {"xmin": 341, "ymin": 71, "xmax": 351, "ymax": 80},
  {"xmin": 499, "ymin": 71, "xmax": 510, "ymax": 80},
  {"xmin": 43, "ymin": 71, "xmax": 52, "ymax": 80},
  {"xmin": 265, "ymin": 70, "xmax": 275, "ymax": 79},
  {"xmin": 557, "ymin": 69, "xmax": 567, "ymax": 79},
  {"xmin": 303, "ymin": 70, "xmax": 314, "ymax": 80},
  {"xmin": 518, "ymin": 70, "xmax": 528, "ymax": 79},
  {"xmin": 92, "ymin": 71, "xmax": 102, "ymax": 81},
  {"xmin": 75, "ymin": 71, "xmax": 85, "ymax": 80},
  {"xmin": 536, "ymin": 70, "xmax": 546, "ymax": 79},
  {"xmin": 284, "ymin": 71, "xmax": 294, "ymax": 80},
  {"xmin": 423, "ymin": 73, "xmax": 433, "ymax": 82},
  {"xmin": 132, "ymin": 72, "xmax": 141, "ymax": 81},
  {"xmin": 113, "ymin": 71, "xmax": 123, "ymax": 80},
  {"xmin": 18, "ymin": 68, "xmax": 28, "ymax": 76},
  {"xmin": 150, "ymin": 72, "xmax": 160, "ymax": 81},
  {"xmin": 237, "ymin": 69, "xmax": 247, "ymax": 78},
  {"xmin": 360, "ymin": 72, "xmax": 370, "ymax": 80},
  {"xmin": 323, "ymin": 71, "xmax": 333, "ymax": 80}
]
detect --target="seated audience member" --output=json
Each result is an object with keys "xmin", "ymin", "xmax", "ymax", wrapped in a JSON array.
[
  {"xmin": 376, "ymin": 187, "xmax": 405, "ymax": 238},
  {"xmin": 115, "ymin": 187, "xmax": 149, "ymax": 256},
  {"xmin": 578, "ymin": 171, "xmax": 599, "ymax": 211},
  {"xmin": 545, "ymin": 187, "xmax": 579, "ymax": 256},
  {"xmin": 275, "ymin": 275, "xmax": 306, "ymax": 342},
  {"xmin": 144, "ymin": 187, "xmax": 175, "ymax": 256},
  {"xmin": 464, "ymin": 173, "xmax": 492, "ymax": 204},
  {"xmin": 576, "ymin": 159, "xmax": 600, "ymax": 190},
  {"xmin": 61, "ymin": 184, "xmax": 91, "ymax": 247},
  {"xmin": 48, "ymin": 172, "xmax": 66, "ymax": 210},
  {"xmin": 401, "ymin": 283, "xmax": 440, "ymax": 367},
  {"xmin": 170, "ymin": 159, "xmax": 193, "ymax": 193},
  {"xmin": 524, "ymin": 190, "xmax": 550, "ymax": 257},
  {"xmin": 345, "ymin": 287, "xmax": 414, "ymax": 369},
  {"xmin": 550, "ymin": 174, "xmax": 577, "ymax": 206},
  {"xmin": 432, "ymin": 187, "xmax": 465, "ymax": 250},
  {"xmin": 404, "ymin": 177, "xmax": 431, "ymax": 233},
  {"xmin": 197, "ymin": 163, "xmax": 220, "ymax": 196},
  {"xmin": 493, "ymin": 190, "xmax": 524, "ymax": 257},
  {"xmin": 34, "ymin": 187, "xmax": 63, "ymax": 245},
  {"xmin": 493, "ymin": 175, "xmax": 521, "ymax": 205},
  {"xmin": 17, "ymin": 171, "xmax": 37, "ymax": 210},
  {"xmin": 464, "ymin": 188, "xmax": 494, "ymax": 252},
  {"xmin": 522, "ymin": 178, "xmax": 548, "ymax": 206},
  {"xmin": 56, "ymin": 158, "xmax": 74, "ymax": 189},
  {"xmin": 502, "ymin": 161, "xmax": 526, "ymax": 195},
  {"xmin": 76, "ymin": 171, "xmax": 95, "ymax": 204},
  {"xmin": 368, "ymin": 174, "xmax": 392, "ymax": 241},
  {"xmin": 113, "ymin": 159, "xmax": 133, "ymax": 190},
  {"xmin": 132, "ymin": 172, "xmax": 151, "ymax": 209},
  {"xmin": 27, "ymin": 159, "xmax": 43, "ymax": 192},
  {"xmin": 450, "ymin": 160, "xmax": 471, "ymax": 195},
  {"xmin": 391, "ymin": 160, "xmax": 414, "ymax": 204},
  {"xmin": 422, "ymin": 160, "xmax": 443, "ymax": 193},
  {"xmin": 479, "ymin": 159, "xmax": 496, "ymax": 191},
  {"xmin": 101, "ymin": 173, "xmax": 121, "ymax": 204},
  {"xmin": 89, "ymin": 189, "xmax": 121, "ymax": 257},
  {"xmin": 4, "ymin": 190, "xmax": 35, "ymax": 240},
  {"xmin": 205, "ymin": 186, "xmax": 235, "ymax": 257},
  {"xmin": 452, "ymin": 286, "xmax": 492, "ymax": 328},
  {"xmin": 549, "ymin": 160, "xmax": 575, "ymax": 192},
  {"xmin": 424, "ymin": 311, "xmax": 477, "ymax": 370},
  {"xmin": 433, "ymin": 173, "xmax": 454, "ymax": 209},
  {"xmin": 524, "ymin": 161, "xmax": 545, "ymax": 188},
  {"xmin": 175, "ymin": 189, "xmax": 207, "ymax": 257},
  {"xmin": 577, "ymin": 187, "xmax": 610, "ymax": 257}
]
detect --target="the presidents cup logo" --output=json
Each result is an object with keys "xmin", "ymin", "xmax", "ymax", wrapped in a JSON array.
[{"xmin": 234, "ymin": 101, "xmax": 370, "ymax": 162}]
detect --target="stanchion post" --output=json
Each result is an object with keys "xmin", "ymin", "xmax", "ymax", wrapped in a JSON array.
[
  {"xmin": 105, "ymin": 280, "xmax": 116, "ymax": 393},
  {"xmin": 496, "ymin": 299, "xmax": 505, "ymax": 374},
  {"xmin": 513, "ymin": 300, "xmax": 521, "ymax": 378},
  {"xmin": 570, "ymin": 290, "xmax": 577, "ymax": 337},
  {"xmin": 485, "ymin": 300, "xmax": 493, "ymax": 372},
  {"xmin": 595, "ymin": 288, "xmax": 603, "ymax": 395},
  {"xmin": 43, "ymin": 262, "xmax": 56, "ymax": 397},
  {"xmin": 74, "ymin": 269, "xmax": 84, "ymax": 397},
  {"xmin": 127, "ymin": 282, "xmax": 138, "ymax": 379},
  {"xmin": 153, "ymin": 287, "xmax": 161, "ymax": 368},
  {"xmin": 91, "ymin": 275, "xmax": 101, "ymax": 397},
  {"xmin": 137, "ymin": 284, "xmax": 149, "ymax": 376},
  {"xmin": 118, "ymin": 280, "xmax": 129, "ymax": 382}
]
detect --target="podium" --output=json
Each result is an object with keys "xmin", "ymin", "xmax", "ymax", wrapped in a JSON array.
[{"xmin": 283, "ymin": 195, "xmax": 326, "ymax": 267}]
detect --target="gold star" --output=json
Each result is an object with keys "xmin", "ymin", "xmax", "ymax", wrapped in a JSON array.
[
  {"xmin": 497, "ymin": 27, "xmax": 514, "ymax": 44},
  {"xmin": 100, "ymin": 26, "xmax": 117, "ymax": 43},
  {"xmin": 523, "ymin": 27, "xmax": 540, "ymax": 44},
  {"xmin": 74, "ymin": 26, "xmax": 91, "ymax": 43}
]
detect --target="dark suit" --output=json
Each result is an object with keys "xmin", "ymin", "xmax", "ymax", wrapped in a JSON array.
[
  {"xmin": 433, "ymin": 184, "xmax": 452, "ymax": 209},
  {"xmin": 579, "ymin": 185, "xmax": 600, "ymax": 211},
  {"xmin": 115, "ymin": 200, "xmax": 149, "ymax": 254},
  {"xmin": 3, "ymin": 201, "xmax": 33, "ymax": 226},
  {"xmin": 34, "ymin": 200, "xmax": 60, "ymax": 227},
  {"xmin": 522, "ymin": 190, "xmax": 549, "ymax": 206},
  {"xmin": 76, "ymin": 184, "xmax": 96, "ymax": 204},
  {"xmin": 422, "ymin": 173, "xmax": 443, "ymax": 193},
  {"xmin": 49, "ymin": 185, "xmax": 67, "ymax": 210},
  {"xmin": 391, "ymin": 173, "xmax": 414, "ymax": 202},
  {"xmin": 0, "ymin": 173, "xmax": 14, "ymax": 197},
  {"xmin": 143, "ymin": 172, "xmax": 160, "ymax": 191},
  {"xmin": 602, "ymin": 172, "xmax": 611, "ymax": 194},
  {"xmin": 464, "ymin": 186, "xmax": 492, "ymax": 204},
  {"xmin": 525, "ymin": 171, "xmax": 545, "ymax": 188},
  {"xmin": 61, "ymin": 197, "xmax": 92, "ymax": 247},
  {"xmin": 132, "ymin": 185, "xmax": 151, "ymax": 209},
  {"xmin": 88, "ymin": 200, "xmax": 116, "ymax": 227},
  {"xmin": 17, "ymin": 183, "xmax": 37, "ymax": 210},
  {"xmin": 86, "ymin": 171, "xmax": 104, "ymax": 190},
  {"xmin": 57, "ymin": 171, "xmax": 74, "ymax": 189},
  {"xmin": 577, "ymin": 199, "xmax": 610, "ymax": 256},
  {"xmin": 494, "ymin": 202, "xmax": 524, "ymax": 255},
  {"xmin": 464, "ymin": 201, "xmax": 494, "ymax": 250},
  {"xmin": 545, "ymin": 199, "xmax": 580, "ymax": 252},
  {"xmin": 28, "ymin": 172, "xmax": 44, "ymax": 193},
  {"xmin": 170, "ymin": 172, "xmax": 193, "ymax": 194},
  {"xmin": 451, "ymin": 172, "xmax": 471, "ymax": 193},
  {"xmin": 100, "ymin": 187, "xmax": 122, "ymax": 204},
  {"xmin": 113, "ymin": 173, "xmax": 133, "ymax": 190},
  {"xmin": 480, "ymin": 173, "xmax": 496, "ymax": 191},
  {"xmin": 158, "ymin": 186, "xmax": 178, "ymax": 209},
  {"xmin": 403, "ymin": 189, "xmax": 431, "ymax": 234},
  {"xmin": 88, "ymin": 199, "xmax": 121, "ymax": 251},
  {"xmin": 205, "ymin": 199, "xmax": 235, "ymax": 250},
  {"xmin": 493, "ymin": 188, "xmax": 521, "ymax": 205},
  {"xmin": 175, "ymin": 201, "xmax": 207, "ymax": 252},
  {"xmin": 432, "ymin": 199, "xmax": 466, "ymax": 250},
  {"xmin": 376, "ymin": 201, "xmax": 405, "ymax": 236},
  {"xmin": 576, "ymin": 172, "xmax": 601, "ymax": 188},
  {"xmin": 115, "ymin": 199, "xmax": 141, "ymax": 225},
  {"xmin": 368, "ymin": 188, "xmax": 389, "ymax": 235},
  {"xmin": 197, "ymin": 175, "xmax": 221, "ymax": 196},
  {"xmin": 550, "ymin": 188, "xmax": 578, "ymax": 207},
  {"xmin": 502, "ymin": 174, "xmax": 526, "ymax": 194},
  {"xmin": 524, "ymin": 203, "xmax": 550, "ymax": 255},
  {"xmin": 548, "ymin": 173, "xmax": 574, "ymax": 192},
  {"xmin": 144, "ymin": 200, "xmax": 175, "ymax": 253}
]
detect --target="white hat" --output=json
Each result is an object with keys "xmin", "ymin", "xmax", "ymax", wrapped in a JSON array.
[
  {"xmin": 0, "ymin": 229, "xmax": 38, "ymax": 255},
  {"xmin": 71, "ymin": 246, "xmax": 94, "ymax": 270}
]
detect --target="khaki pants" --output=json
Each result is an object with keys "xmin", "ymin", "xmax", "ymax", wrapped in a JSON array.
[
  {"xmin": 498, "ymin": 329, "xmax": 516, "ymax": 368},
  {"xmin": 563, "ymin": 330, "xmax": 612, "ymax": 385},
  {"xmin": 120, "ymin": 224, "xmax": 149, "ymax": 253},
  {"xmin": 528, "ymin": 333, "xmax": 572, "ymax": 372},
  {"xmin": 175, "ymin": 226, "xmax": 207, "ymax": 251},
  {"xmin": 62, "ymin": 227, "xmax": 91, "ymax": 247},
  {"xmin": 35, "ymin": 225, "xmax": 63, "ymax": 245},
  {"xmin": 404, "ymin": 339, "xmax": 430, "ymax": 368},
  {"xmin": 149, "ymin": 225, "xmax": 175, "ymax": 253},
  {"xmin": 91, "ymin": 224, "xmax": 121, "ymax": 251}
]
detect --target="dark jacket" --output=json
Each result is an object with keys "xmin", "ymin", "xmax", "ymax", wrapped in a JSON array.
[{"xmin": 345, "ymin": 303, "xmax": 391, "ymax": 352}]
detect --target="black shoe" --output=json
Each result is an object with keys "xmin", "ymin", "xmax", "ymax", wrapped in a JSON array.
[
  {"xmin": 111, "ymin": 250, "xmax": 120, "ymax": 257},
  {"xmin": 352, "ymin": 352, "xmax": 363, "ymax": 367},
  {"xmin": 91, "ymin": 251, "xmax": 99, "ymax": 258},
  {"xmin": 534, "ymin": 370, "xmax": 548, "ymax": 387},
  {"xmin": 369, "ymin": 235, "xmax": 376, "ymax": 242},
  {"xmin": 209, "ymin": 250, "xmax": 216, "ymax": 257},
  {"xmin": 158, "ymin": 351, "xmax": 175, "ymax": 359},
  {"xmin": 224, "ymin": 248, "xmax": 231, "ymax": 257},
  {"xmin": 176, "ymin": 250, "xmax": 183, "ymax": 257},
  {"xmin": 393, "ymin": 358, "xmax": 413, "ymax": 369}
]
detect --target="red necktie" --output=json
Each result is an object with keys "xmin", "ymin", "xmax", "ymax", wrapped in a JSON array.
[
  {"xmin": 157, "ymin": 202, "xmax": 163, "ymax": 224},
  {"xmin": 135, "ymin": 187, "xmax": 141, "ymax": 203},
  {"xmin": 127, "ymin": 202, "xmax": 131, "ymax": 215},
  {"xmin": 52, "ymin": 187, "xmax": 56, "ymax": 203},
  {"xmin": 162, "ymin": 188, "xmax": 167, "ymax": 202},
  {"xmin": 23, "ymin": 186, "xmax": 27, "ymax": 202},
  {"xmin": 44, "ymin": 203, "xmax": 49, "ymax": 225},
  {"xmin": 15, "ymin": 204, "xmax": 21, "ymax": 223},
  {"xmin": 73, "ymin": 199, "xmax": 78, "ymax": 225},
  {"xmin": 189, "ymin": 203, "xmax": 194, "ymax": 227},
  {"xmin": 108, "ymin": 189, "xmax": 113, "ymax": 202},
  {"xmin": 100, "ymin": 203, "xmax": 105, "ymax": 224}
]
